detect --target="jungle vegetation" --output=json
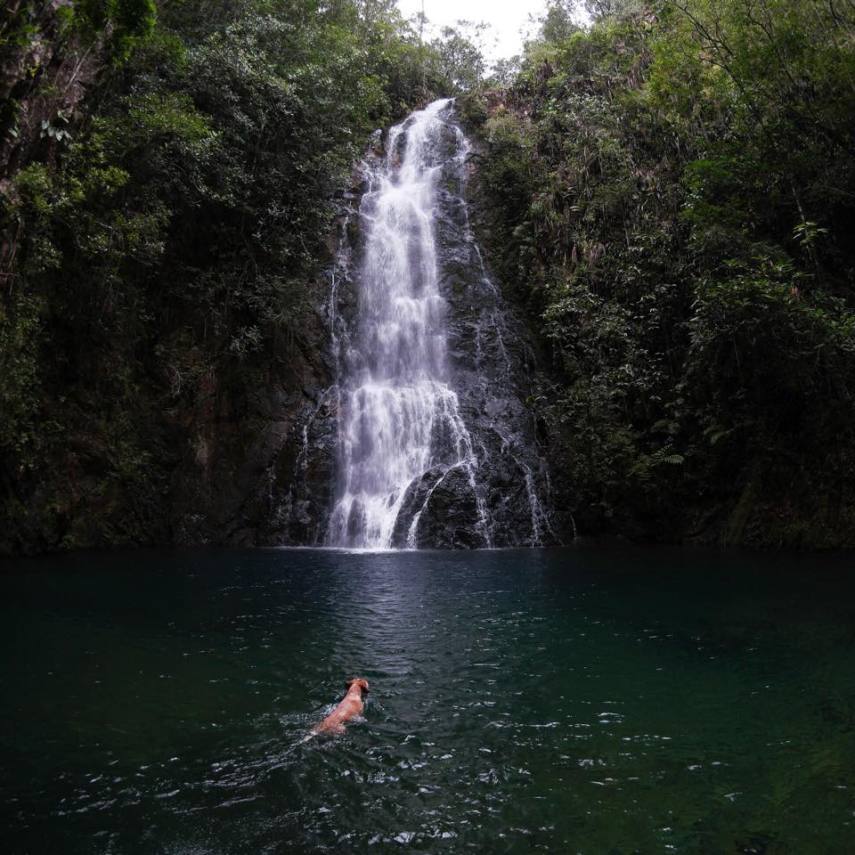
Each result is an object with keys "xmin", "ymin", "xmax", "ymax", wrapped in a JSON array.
[
  {"xmin": 0, "ymin": 0, "xmax": 480, "ymax": 552},
  {"xmin": 463, "ymin": 0, "xmax": 855, "ymax": 546},
  {"xmin": 2, "ymin": 0, "xmax": 854, "ymax": 551}
]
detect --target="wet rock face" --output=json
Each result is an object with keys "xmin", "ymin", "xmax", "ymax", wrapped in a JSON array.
[
  {"xmin": 389, "ymin": 465, "xmax": 490, "ymax": 549},
  {"xmin": 266, "ymin": 386, "xmax": 339, "ymax": 545},
  {"xmin": 169, "ymin": 316, "xmax": 340, "ymax": 549},
  {"xmin": 429, "ymin": 118, "xmax": 555, "ymax": 547},
  {"xmin": 262, "ymin": 178, "xmax": 365, "ymax": 546},
  {"xmin": 415, "ymin": 466, "xmax": 487, "ymax": 549}
]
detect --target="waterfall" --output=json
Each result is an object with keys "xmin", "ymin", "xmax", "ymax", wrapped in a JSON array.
[
  {"xmin": 320, "ymin": 98, "xmax": 553, "ymax": 550},
  {"xmin": 327, "ymin": 99, "xmax": 490, "ymax": 549}
]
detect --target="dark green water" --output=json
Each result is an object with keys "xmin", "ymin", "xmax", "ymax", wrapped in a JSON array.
[{"xmin": 2, "ymin": 547, "xmax": 855, "ymax": 854}]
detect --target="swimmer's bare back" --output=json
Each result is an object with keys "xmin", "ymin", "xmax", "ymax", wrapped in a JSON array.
[{"xmin": 311, "ymin": 678, "xmax": 369, "ymax": 736}]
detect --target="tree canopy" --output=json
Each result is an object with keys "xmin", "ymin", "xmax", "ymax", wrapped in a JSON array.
[{"xmin": 462, "ymin": 0, "xmax": 855, "ymax": 546}]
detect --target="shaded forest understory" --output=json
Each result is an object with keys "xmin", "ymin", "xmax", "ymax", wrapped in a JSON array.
[{"xmin": 2, "ymin": 0, "xmax": 855, "ymax": 554}]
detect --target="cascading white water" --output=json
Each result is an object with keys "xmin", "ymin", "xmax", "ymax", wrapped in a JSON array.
[{"xmin": 327, "ymin": 99, "xmax": 488, "ymax": 549}]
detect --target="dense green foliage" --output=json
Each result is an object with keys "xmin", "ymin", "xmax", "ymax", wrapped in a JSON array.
[
  {"xmin": 3, "ymin": 0, "xmax": 854, "ymax": 552},
  {"xmin": 463, "ymin": 0, "xmax": 855, "ymax": 545},
  {"xmin": 0, "ymin": 0, "xmax": 477, "ymax": 553}
]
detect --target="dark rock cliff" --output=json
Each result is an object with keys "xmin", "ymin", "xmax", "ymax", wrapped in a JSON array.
[
  {"xmin": 427, "ymin": 117, "xmax": 559, "ymax": 546},
  {"xmin": 167, "ymin": 309, "xmax": 337, "ymax": 548}
]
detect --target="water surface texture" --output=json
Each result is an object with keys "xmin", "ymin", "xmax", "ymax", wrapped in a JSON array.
[{"xmin": 2, "ymin": 547, "xmax": 855, "ymax": 853}]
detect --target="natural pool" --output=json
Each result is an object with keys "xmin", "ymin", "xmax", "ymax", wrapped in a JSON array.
[{"xmin": 2, "ymin": 546, "xmax": 854, "ymax": 853}]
